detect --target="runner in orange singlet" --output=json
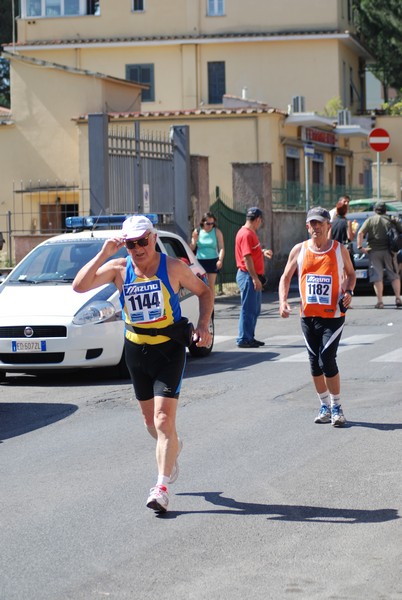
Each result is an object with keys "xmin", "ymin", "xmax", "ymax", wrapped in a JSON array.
[{"xmin": 279, "ymin": 207, "xmax": 356, "ymax": 427}]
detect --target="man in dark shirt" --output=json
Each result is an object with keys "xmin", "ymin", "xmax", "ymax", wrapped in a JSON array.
[{"xmin": 357, "ymin": 202, "xmax": 402, "ymax": 308}]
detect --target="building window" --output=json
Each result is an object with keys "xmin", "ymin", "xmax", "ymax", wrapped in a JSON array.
[
  {"xmin": 349, "ymin": 67, "xmax": 354, "ymax": 106},
  {"xmin": 208, "ymin": 62, "xmax": 225, "ymax": 104},
  {"xmin": 65, "ymin": 0, "xmax": 80, "ymax": 15},
  {"xmin": 286, "ymin": 147, "xmax": 300, "ymax": 182},
  {"xmin": 335, "ymin": 164, "xmax": 346, "ymax": 187},
  {"xmin": 87, "ymin": 0, "xmax": 99, "ymax": 15},
  {"xmin": 26, "ymin": 0, "xmax": 42, "ymax": 16},
  {"xmin": 363, "ymin": 160, "xmax": 372, "ymax": 194},
  {"xmin": 24, "ymin": 0, "xmax": 88, "ymax": 17},
  {"xmin": 285, "ymin": 147, "xmax": 300, "ymax": 205},
  {"xmin": 312, "ymin": 153, "xmax": 324, "ymax": 186},
  {"xmin": 335, "ymin": 157, "xmax": 346, "ymax": 187},
  {"xmin": 347, "ymin": 0, "xmax": 353, "ymax": 23},
  {"xmin": 126, "ymin": 64, "xmax": 154, "ymax": 102},
  {"xmin": 132, "ymin": 0, "xmax": 144, "ymax": 11},
  {"xmin": 207, "ymin": 0, "xmax": 224, "ymax": 16}
]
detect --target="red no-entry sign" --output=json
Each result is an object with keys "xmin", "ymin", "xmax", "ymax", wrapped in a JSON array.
[{"xmin": 368, "ymin": 128, "xmax": 390, "ymax": 152}]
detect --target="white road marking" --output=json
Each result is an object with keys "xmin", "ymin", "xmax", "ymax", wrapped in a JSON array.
[{"xmin": 213, "ymin": 333, "xmax": 402, "ymax": 362}]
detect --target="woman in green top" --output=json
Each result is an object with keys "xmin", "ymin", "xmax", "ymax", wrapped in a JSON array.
[{"xmin": 190, "ymin": 212, "xmax": 225, "ymax": 299}]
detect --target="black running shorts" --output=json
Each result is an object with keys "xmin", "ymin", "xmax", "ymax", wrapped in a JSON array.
[{"xmin": 124, "ymin": 337, "xmax": 186, "ymax": 400}]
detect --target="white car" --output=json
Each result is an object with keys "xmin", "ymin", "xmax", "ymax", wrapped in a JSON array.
[{"xmin": 0, "ymin": 219, "xmax": 214, "ymax": 381}]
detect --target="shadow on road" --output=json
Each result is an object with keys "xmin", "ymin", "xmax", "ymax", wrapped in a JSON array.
[
  {"xmin": 164, "ymin": 491, "xmax": 399, "ymax": 523},
  {"xmin": 0, "ymin": 402, "xmax": 78, "ymax": 442},
  {"xmin": 346, "ymin": 421, "xmax": 402, "ymax": 431}
]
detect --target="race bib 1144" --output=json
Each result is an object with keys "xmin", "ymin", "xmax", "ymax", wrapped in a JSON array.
[
  {"xmin": 123, "ymin": 279, "xmax": 165, "ymax": 323},
  {"xmin": 305, "ymin": 274, "xmax": 332, "ymax": 305}
]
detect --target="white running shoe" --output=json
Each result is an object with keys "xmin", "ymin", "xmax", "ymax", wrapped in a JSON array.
[
  {"xmin": 146, "ymin": 485, "xmax": 169, "ymax": 513},
  {"xmin": 314, "ymin": 404, "xmax": 331, "ymax": 424},
  {"xmin": 169, "ymin": 438, "xmax": 183, "ymax": 484},
  {"xmin": 331, "ymin": 404, "xmax": 346, "ymax": 427}
]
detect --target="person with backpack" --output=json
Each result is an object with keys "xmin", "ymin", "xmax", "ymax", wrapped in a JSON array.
[{"xmin": 356, "ymin": 202, "xmax": 402, "ymax": 309}]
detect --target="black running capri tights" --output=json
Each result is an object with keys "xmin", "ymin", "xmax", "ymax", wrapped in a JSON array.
[{"xmin": 300, "ymin": 316, "xmax": 345, "ymax": 378}]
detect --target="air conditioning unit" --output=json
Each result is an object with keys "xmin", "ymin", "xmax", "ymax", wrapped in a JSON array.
[
  {"xmin": 291, "ymin": 95, "xmax": 305, "ymax": 113},
  {"xmin": 337, "ymin": 109, "xmax": 352, "ymax": 126}
]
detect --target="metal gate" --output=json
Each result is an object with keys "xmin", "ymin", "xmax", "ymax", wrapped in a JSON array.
[
  {"xmin": 108, "ymin": 123, "xmax": 175, "ymax": 218},
  {"xmin": 210, "ymin": 196, "xmax": 245, "ymax": 288},
  {"xmin": 88, "ymin": 116, "xmax": 191, "ymax": 239}
]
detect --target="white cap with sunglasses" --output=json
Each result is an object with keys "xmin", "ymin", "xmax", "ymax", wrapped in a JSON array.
[{"xmin": 120, "ymin": 215, "xmax": 155, "ymax": 240}]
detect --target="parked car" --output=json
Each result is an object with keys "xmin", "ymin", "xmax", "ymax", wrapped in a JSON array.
[
  {"xmin": 347, "ymin": 211, "xmax": 402, "ymax": 292},
  {"xmin": 348, "ymin": 199, "xmax": 402, "ymax": 217},
  {"xmin": 0, "ymin": 218, "xmax": 214, "ymax": 382}
]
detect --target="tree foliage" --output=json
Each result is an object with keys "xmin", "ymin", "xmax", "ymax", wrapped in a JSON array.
[
  {"xmin": 0, "ymin": 57, "xmax": 10, "ymax": 106},
  {"xmin": 353, "ymin": 0, "xmax": 402, "ymax": 102},
  {"xmin": 322, "ymin": 97, "xmax": 343, "ymax": 118},
  {"xmin": 0, "ymin": 0, "xmax": 18, "ymax": 107}
]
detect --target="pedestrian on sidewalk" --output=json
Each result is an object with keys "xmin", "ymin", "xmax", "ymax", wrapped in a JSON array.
[
  {"xmin": 329, "ymin": 199, "xmax": 356, "ymax": 270},
  {"xmin": 356, "ymin": 201, "xmax": 402, "ymax": 309},
  {"xmin": 235, "ymin": 206, "xmax": 273, "ymax": 348},
  {"xmin": 278, "ymin": 207, "xmax": 356, "ymax": 427},
  {"xmin": 190, "ymin": 211, "xmax": 225, "ymax": 301},
  {"xmin": 329, "ymin": 194, "xmax": 350, "ymax": 222},
  {"xmin": 73, "ymin": 215, "xmax": 213, "ymax": 513}
]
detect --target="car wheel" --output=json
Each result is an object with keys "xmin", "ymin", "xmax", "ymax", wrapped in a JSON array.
[{"xmin": 188, "ymin": 313, "xmax": 214, "ymax": 358}]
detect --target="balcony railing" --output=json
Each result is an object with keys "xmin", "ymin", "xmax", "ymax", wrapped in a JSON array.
[{"xmin": 272, "ymin": 182, "xmax": 376, "ymax": 210}]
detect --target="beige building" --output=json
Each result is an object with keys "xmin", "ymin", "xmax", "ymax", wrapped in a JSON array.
[
  {"xmin": 1, "ymin": 0, "xmax": 401, "ymax": 264},
  {"xmin": 13, "ymin": 0, "xmax": 368, "ymax": 114}
]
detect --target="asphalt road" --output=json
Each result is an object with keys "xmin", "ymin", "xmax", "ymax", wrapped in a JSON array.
[{"xmin": 1, "ymin": 289, "xmax": 401, "ymax": 600}]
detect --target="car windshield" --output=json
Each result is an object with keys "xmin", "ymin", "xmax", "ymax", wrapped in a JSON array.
[{"xmin": 7, "ymin": 240, "xmax": 128, "ymax": 284}]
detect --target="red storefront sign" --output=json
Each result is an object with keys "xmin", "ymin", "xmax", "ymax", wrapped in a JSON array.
[{"xmin": 304, "ymin": 127, "xmax": 337, "ymax": 147}]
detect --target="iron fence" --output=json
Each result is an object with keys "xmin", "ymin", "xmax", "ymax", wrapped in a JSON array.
[
  {"xmin": 0, "ymin": 181, "xmax": 91, "ymax": 268},
  {"xmin": 271, "ymin": 182, "xmax": 393, "ymax": 210}
]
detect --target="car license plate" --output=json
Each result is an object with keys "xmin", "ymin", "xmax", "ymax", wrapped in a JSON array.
[
  {"xmin": 12, "ymin": 340, "xmax": 47, "ymax": 352},
  {"xmin": 355, "ymin": 269, "xmax": 368, "ymax": 279}
]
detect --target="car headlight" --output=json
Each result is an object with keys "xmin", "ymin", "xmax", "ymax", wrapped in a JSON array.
[{"xmin": 73, "ymin": 301, "xmax": 117, "ymax": 325}]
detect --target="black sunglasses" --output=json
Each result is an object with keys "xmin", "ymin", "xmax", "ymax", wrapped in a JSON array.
[
  {"xmin": 204, "ymin": 221, "xmax": 215, "ymax": 226},
  {"xmin": 125, "ymin": 233, "xmax": 152, "ymax": 249}
]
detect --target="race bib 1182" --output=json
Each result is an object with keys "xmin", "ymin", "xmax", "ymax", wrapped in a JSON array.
[{"xmin": 305, "ymin": 274, "xmax": 332, "ymax": 305}]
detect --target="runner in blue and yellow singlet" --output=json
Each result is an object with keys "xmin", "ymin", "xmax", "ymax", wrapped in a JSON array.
[{"xmin": 73, "ymin": 215, "xmax": 213, "ymax": 513}]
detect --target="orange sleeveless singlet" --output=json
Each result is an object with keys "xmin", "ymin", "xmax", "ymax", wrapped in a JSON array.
[{"xmin": 297, "ymin": 240, "xmax": 345, "ymax": 318}]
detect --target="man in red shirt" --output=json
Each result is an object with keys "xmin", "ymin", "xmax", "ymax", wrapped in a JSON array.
[{"xmin": 235, "ymin": 207, "xmax": 273, "ymax": 348}]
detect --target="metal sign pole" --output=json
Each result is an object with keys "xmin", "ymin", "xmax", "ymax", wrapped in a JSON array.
[
  {"xmin": 377, "ymin": 152, "xmax": 381, "ymax": 199},
  {"xmin": 368, "ymin": 128, "xmax": 390, "ymax": 200},
  {"xmin": 305, "ymin": 154, "xmax": 309, "ymax": 212},
  {"xmin": 304, "ymin": 144, "xmax": 314, "ymax": 212}
]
